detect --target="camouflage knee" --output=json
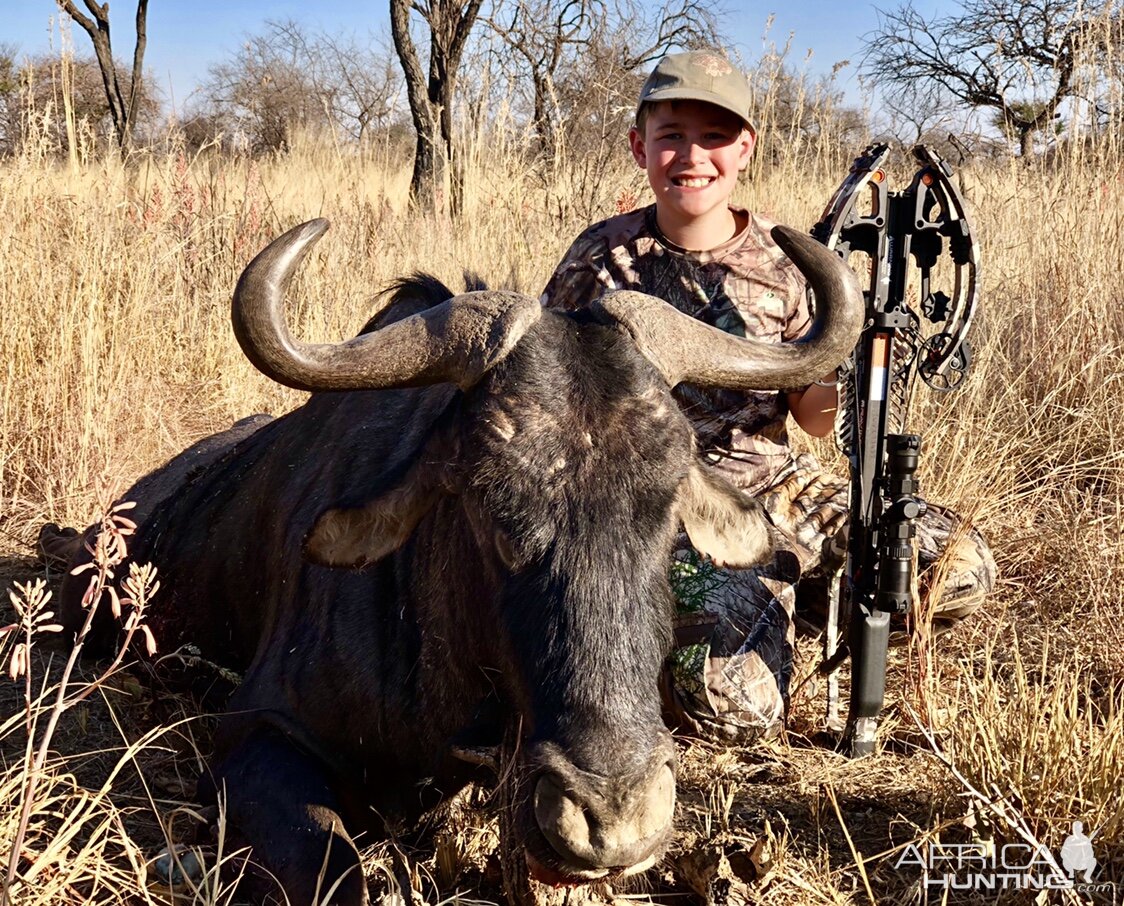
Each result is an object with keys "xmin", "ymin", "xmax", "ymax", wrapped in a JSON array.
[
  {"xmin": 662, "ymin": 548, "xmax": 797, "ymax": 743},
  {"xmin": 916, "ymin": 503, "xmax": 997, "ymax": 627}
]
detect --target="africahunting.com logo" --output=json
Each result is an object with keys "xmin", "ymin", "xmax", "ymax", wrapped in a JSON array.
[{"xmin": 894, "ymin": 822, "xmax": 1116, "ymax": 897}]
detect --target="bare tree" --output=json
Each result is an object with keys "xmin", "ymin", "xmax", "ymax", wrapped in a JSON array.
[
  {"xmin": 876, "ymin": 93, "xmax": 958, "ymax": 147},
  {"xmin": 55, "ymin": 0, "xmax": 149, "ymax": 148},
  {"xmin": 313, "ymin": 31, "xmax": 401, "ymax": 144},
  {"xmin": 485, "ymin": 0, "xmax": 595, "ymax": 154},
  {"xmin": 485, "ymin": 0, "xmax": 719, "ymax": 156},
  {"xmin": 390, "ymin": 0, "xmax": 485, "ymax": 211},
  {"xmin": 198, "ymin": 22, "xmax": 330, "ymax": 152},
  {"xmin": 610, "ymin": 0, "xmax": 720, "ymax": 69},
  {"xmin": 193, "ymin": 20, "xmax": 400, "ymax": 152},
  {"xmin": 198, "ymin": 40, "xmax": 316, "ymax": 151},
  {"xmin": 861, "ymin": 0, "xmax": 1119, "ymax": 156}
]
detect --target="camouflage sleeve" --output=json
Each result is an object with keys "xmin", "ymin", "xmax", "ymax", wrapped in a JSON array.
[
  {"xmin": 540, "ymin": 229, "xmax": 611, "ymax": 312},
  {"xmin": 780, "ymin": 263, "xmax": 813, "ymax": 342}
]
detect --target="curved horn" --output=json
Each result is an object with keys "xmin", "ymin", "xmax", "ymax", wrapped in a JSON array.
[
  {"xmin": 592, "ymin": 226, "xmax": 864, "ymax": 391},
  {"xmin": 232, "ymin": 219, "xmax": 542, "ymax": 392}
]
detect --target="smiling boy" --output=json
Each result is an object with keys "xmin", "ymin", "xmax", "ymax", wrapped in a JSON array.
[
  {"xmin": 544, "ymin": 50, "xmax": 837, "ymax": 510},
  {"xmin": 541, "ymin": 50, "xmax": 995, "ymax": 742}
]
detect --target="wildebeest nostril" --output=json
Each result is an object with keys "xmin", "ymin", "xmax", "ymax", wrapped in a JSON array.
[
  {"xmin": 534, "ymin": 774, "xmax": 594, "ymax": 861},
  {"xmin": 532, "ymin": 762, "xmax": 675, "ymax": 870}
]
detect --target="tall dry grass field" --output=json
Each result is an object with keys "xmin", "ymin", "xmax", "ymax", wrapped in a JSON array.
[{"xmin": 0, "ymin": 97, "xmax": 1122, "ymax": 903}]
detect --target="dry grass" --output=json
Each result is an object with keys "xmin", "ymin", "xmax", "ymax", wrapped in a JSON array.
[{"xmin": 0, "ymin": 74, "xmax": 1122, "ymax": 904}]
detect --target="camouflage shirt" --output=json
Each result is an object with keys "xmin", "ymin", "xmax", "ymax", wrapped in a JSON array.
[{"xmin": 541, "ymin": 205, "xmax": 812, "ymax": 494}]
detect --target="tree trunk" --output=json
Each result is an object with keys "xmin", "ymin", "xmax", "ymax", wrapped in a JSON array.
[
  {"xmin": 391, "ymin": 0, "xmax": 443, "ymax": 211},
  {"xmin": 390, "ymin": 0, "xmax": 482, "ymax": 214},
  {"xmin": 436, "ymin": 77, "xmax": 463, "ymax": 216},
  {"xmin": 410, "ymin": 113, "xmax": 446, "ymax": 211},
  {"xmin": 56, "ymin": 0, "xmax": 149, "ymax": 149},
  {"xmin": 531, "ymin": 72, "xmax": 557, "ymax": 157},
  {"xmin": 126, "ymin": 0, "xmax": 149, "ymax": 142}
]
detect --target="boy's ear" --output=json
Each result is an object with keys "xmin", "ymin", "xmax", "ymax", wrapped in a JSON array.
[
  {"xmin": 629, "ymin": 126, "xmax": 647, "ymax": 167},
  {"xmin": 738, "ymin": 128, "xmax": 756, "ymax": 170}
]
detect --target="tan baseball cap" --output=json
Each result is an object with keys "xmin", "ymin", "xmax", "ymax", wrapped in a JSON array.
[{"xmin": 637, "ymin": 50, "xmax": 755, "ymax": 135}]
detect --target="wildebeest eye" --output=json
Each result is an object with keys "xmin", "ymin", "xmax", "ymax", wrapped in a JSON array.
[{"xmin": 494, "ymin": 529, "xmax": 518, "ymax": 570}]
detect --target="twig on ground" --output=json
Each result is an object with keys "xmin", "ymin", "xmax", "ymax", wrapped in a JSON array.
[{"xmin": 823, "ymin": 782, "xmax": 877, "ymax": 906}]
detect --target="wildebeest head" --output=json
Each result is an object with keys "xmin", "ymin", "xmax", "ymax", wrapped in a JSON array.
[{"xmin": 231, "ymin": 220, "xmax": 863, "ymax": 885}]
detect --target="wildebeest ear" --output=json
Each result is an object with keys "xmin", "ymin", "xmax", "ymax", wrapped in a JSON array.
[
  {"xmin": 678, "ymin": 464, "xmax": 773, "ymax": 569},
  {"xmin": 304, "ymin": 463, "xmax": 450, "ymax": 569}
]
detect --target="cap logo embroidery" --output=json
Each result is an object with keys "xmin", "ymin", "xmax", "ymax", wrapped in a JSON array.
[{"xmin": 692, "ymin": 53, "xmax": 732, "ymax": 78}]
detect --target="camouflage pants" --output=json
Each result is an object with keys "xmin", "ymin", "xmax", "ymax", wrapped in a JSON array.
[{"xmin": 661, "ymin": 453, "xmax": 997, "ymax": 743}]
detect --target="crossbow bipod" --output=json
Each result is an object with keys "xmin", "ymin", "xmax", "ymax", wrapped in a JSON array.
[{"xmin": 810, "ymin": 144, "xmax": 980, "ymax": 757}]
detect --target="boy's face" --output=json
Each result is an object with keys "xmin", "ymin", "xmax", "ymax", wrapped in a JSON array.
[{"xmin": 629, "ymin": 100, "xmax": 755, "ymax": 231}]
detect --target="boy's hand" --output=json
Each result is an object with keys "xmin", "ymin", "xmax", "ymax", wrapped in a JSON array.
[{"xmin": 787, "ymin": 372, "xmax": 838, "ymax": 437}]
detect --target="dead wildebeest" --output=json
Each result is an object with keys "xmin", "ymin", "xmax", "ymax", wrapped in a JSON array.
[{"xmin": 43, "ymin": 220, "xmax": 861, "ymax": 905}]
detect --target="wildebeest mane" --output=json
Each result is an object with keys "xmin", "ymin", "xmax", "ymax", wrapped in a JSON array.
[{"xmin": 359, "ymin": 271, "xmax": 489, "ymax": 335}]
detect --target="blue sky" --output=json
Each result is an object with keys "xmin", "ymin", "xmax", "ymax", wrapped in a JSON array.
[{"xmin": 7, "ymin": 1, "xmax": 951, "ymax": 112}]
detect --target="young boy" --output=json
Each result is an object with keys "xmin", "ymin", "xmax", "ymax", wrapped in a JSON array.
[{"xmin": 541, "ymin": 49, "xmax": 996, "ymax": 742}]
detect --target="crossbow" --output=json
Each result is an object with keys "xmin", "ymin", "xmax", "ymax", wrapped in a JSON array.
[{"xmin": 810, "ymin": 143, "xmax": 980, "ymax": 756}]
